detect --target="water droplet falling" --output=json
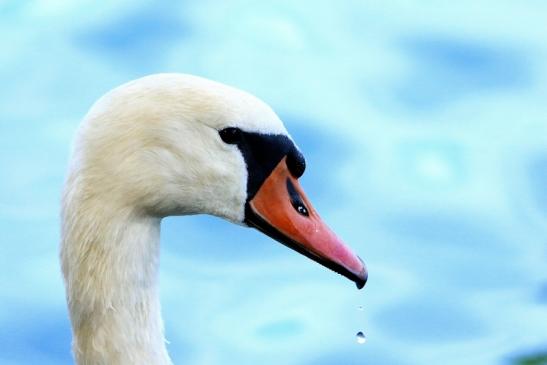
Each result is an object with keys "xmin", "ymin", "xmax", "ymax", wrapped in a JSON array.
[{"xmin": 356, "ymin": 331, "xmax": 366, "ymax": 344}]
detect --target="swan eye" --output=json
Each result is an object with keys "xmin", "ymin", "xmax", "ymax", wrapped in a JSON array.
[{"xmin": 219, "ymin": 127, "xmax": 242, "ymax": 144}]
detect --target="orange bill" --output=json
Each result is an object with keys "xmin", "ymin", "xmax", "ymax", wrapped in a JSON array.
[{"xmin": 245, "ymin": 157, "xmax": 368, "ymax": 289}]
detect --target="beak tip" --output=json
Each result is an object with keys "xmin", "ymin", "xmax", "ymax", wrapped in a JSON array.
[
  {"xmin": 355, "ymin": 257, "xmax": 368, "ymax": 290},
  {"xmin": 355, "ymin": 269, "xmax": 367, "ymax": 289}
]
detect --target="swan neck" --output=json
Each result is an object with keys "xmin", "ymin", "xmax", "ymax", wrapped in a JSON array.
[{"xmin": 61, "ymin": 205, "xmax": 172, "ymax": 365}]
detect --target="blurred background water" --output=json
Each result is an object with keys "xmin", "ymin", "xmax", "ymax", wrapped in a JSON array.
[{"xmin": 1, "ymin": 1, "xmax": 546, "ymax": 364}]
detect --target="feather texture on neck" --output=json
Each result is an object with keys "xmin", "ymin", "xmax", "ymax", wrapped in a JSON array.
[{"xmin": 61, "ymin": 192, "xmax": 171, "ymax": 365}]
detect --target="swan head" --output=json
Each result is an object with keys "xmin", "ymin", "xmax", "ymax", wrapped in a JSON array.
[{"xmin": 72, "ymin": 73, "xmax": 367, "ymax": 288}]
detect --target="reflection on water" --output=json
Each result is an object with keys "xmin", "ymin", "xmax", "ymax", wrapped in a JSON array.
[{"xmin": 510, "ymin": 351, "xmax": 547, "ymax": 365}]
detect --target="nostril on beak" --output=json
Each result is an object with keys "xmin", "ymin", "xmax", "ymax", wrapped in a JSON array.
[{"xmin": 286, "ymin": 178, "xmax": 309, "ymax": 217}]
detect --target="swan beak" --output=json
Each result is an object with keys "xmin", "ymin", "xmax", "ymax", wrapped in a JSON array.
[{"xmin": 245, "ymin": 157, "xmax": 368, "ymax": 289}]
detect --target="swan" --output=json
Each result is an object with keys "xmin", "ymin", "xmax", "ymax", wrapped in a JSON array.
[{"xmin": 60, "ymin": 73, "xmax": 367, "ymax": 365}]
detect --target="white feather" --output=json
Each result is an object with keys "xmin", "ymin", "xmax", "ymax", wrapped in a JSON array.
[{"xmin": 61, "ymin": 74, "xmax": 290, "ymax": 365}]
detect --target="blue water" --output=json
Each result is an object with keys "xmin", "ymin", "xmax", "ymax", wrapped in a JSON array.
[{"xmin": 1, "ymin": 2, "xmax": 546, "ymax": 365}]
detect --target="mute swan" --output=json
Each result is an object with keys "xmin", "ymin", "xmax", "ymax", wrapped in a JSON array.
[{"xmin": 60, "ymin": 74, "xmax": 367, "ymax": 365}]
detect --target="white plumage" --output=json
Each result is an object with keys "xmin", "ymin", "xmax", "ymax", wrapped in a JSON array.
[{"xmin": 61, "ymin": 74, "xmax": 290, "ymax": 365}]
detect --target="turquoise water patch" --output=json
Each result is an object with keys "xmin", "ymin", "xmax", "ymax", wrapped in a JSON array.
[
  {"xmin": 374, "ymin": 299, "xmax": 485, "ymax": 342},
  {"xmin": 255, "ymin": 318, "xmax": 305, "ymax": 339},
  {"xmin": 528, "ymin": 156, "xmax": 547, "ymax": 215},
  {"xmin": 393, "ymin": 36, "xmax": 531, "ymax": 111}
]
